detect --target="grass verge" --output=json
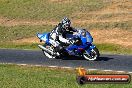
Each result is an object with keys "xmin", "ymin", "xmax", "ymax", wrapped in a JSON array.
[
  {"xmin": 0, "ymin": 42, "xmax": 39, "ymax": 50},
  {"xmin": 0, "ymin": 64, "xmax": 131, "ymax": 88},
  {"xmin": 96, "ymin": 43, "xmax": 132, "ymax": 55},
  {"xmin": 0, "ymin": 25, "xmax": 53, "ymax": 42}
]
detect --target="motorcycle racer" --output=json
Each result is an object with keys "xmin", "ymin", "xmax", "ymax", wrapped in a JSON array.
[
  {"xmin": 37, "ymin": 19, "xmax": 100, "ymax": 60},
  {"xmin": 49, "ymin": 17, "xmax": 77, "ymax": 52}
]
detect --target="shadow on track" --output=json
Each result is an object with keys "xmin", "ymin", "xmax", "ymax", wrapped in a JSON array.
[
  {"xmin": 97, "ymin": 57, "xmax": 114, "ymax": 61},
  {"xmin": 61, "ymin": 56, "xmax": 114, "ymax": 61}
]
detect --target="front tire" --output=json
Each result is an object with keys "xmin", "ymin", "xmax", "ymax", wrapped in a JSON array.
[{"xmin": 83, "ymin": 47, "xmax": 100, "ymax": 61}]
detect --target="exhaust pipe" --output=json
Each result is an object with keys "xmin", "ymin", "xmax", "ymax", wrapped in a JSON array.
[
  {"xmin": 38, "ymin": 45, "xmax": 59, "ymax": 56},
  {"xmin": 38, "ymin": 45, "xmax": 54, "ymax": 55}
]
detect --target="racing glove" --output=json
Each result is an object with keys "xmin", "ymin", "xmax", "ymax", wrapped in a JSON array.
[{"xmin": 68, "ymin": 39, "xmax": 75, "ymax": 44}]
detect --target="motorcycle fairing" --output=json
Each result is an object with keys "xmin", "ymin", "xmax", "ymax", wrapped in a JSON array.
[{"xmin": 37, "ymin": 33, "xmax": 50, "ymax": 44}]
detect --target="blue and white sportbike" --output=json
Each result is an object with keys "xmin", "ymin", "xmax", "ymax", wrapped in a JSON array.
[{"xmin": 37, "ymin": 29, "xmax": 100, "ymax": 61}]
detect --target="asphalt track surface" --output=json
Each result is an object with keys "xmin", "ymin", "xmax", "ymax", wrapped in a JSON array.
[{"xmin": 0, "ymin": 49, "xmax": 132, "ymax": 72}]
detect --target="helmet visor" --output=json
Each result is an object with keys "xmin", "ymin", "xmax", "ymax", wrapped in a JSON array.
[{"xmin": 64, "ymin": 21, "xmax": 71, "ymax": 29}]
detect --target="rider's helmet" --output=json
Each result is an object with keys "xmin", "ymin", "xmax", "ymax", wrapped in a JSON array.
[{"xmin": 61, "ymin": 17, "xmax": 71, "ymax": 30}]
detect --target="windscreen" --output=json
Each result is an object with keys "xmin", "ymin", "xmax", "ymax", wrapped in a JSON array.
[{"xmin": 79, "ymin": 29, "xmax": 93, "ymax": 43}]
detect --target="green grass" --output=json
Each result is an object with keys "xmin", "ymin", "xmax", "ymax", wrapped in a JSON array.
[
  {"xmin": 96, "ymin": 43, "xmax": 132, "ymax": 55},
  {"xmin": 0, "ymin": 0, "xmax": 105, "ymax": 20},
  {"xmin": 0, "ymin": 20, "xmax": 131, "ymax": 42},
  {"xmin": 0, "ymin": 25, "xmax": 53, "ymax": 42},
  {"xmin": 0, "ymin": 64, "xmax": 131, "ymax": 88},
  {"xmin": 75, "ymin": 21, "xmax": 132, "ymax": 30},
  {"xmin": 0, "ymin": 42, "xmax": 39, "ymax": 50}
]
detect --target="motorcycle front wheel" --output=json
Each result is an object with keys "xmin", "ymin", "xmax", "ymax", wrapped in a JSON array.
[{"xmin": 83, "ymin": 47, "xmax": 100, "ymax": 61}]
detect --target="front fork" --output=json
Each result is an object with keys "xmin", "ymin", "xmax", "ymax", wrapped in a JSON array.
[
  {"xmin": 82, "ymin": 44, "xmax": 96, "ymax": 58},
  {"xmin": 86, "ymin": 44, "xmax": 96, "ymax": 54}
]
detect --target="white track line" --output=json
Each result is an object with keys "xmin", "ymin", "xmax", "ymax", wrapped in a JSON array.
[
  {"xmin": 48, "ymin": 66, "xmax": 58, "ymax": 68},
  {"xmin": 34, "ymin": 65, "xmax": 42, "ymax": 67},
  {"xmin": 18, "ymin": 64, "xmax": 27, "ymax": 66},
  {"xmin": 116, "ymin": 71, "xmax": 126, "ymax": 73},
  {"xmin": 128, "ymin": 72, "xmax": 132, "ymax": 74},
  {"xmin": 88, "ymin": 69, "xmax": 98, "ymax": 71},
  {"xmin": 62, "ymin": 67, "xmax": 72, "ymax": 69},
  {"xmin": 103, "ymin": 70, "xmax": 113, "ymax": 72},
  {"xmin": 1, "ymin": 63, "xmax": 132, "ymax": 74}
]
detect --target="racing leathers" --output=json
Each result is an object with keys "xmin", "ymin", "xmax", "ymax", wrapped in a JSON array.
[{"xmin": 49, "ymin": 23, "xmax": 77, "ymax": 52}]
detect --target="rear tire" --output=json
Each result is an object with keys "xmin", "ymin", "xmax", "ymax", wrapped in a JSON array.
[{"xmin": 83, "ymin": 47, "xmax": 100, "ymax": 61}]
